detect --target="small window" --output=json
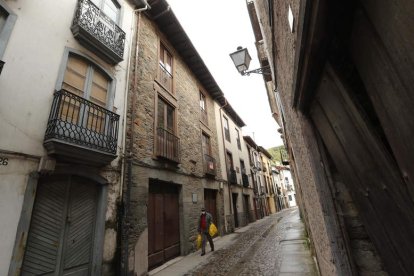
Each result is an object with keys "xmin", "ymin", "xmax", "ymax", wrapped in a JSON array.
[
  {"xmin": 200, "ymin": 92, "xmax": 208, "ymax": 124},
  {"xmin": 202, "ymin": 133, "xmax": 211, "ymax": 156},
  {"xmin": 240, "ymin": 160, "xmax": 246, "ymax": 174},
  {"xmin": 224, "ymin": 117, "xmax": 230, "ymax": 142},
  {"xmin": 236, "ymin": 129, "xmax": 241, "ymax": 150},
  {"xmin": 159, "ymin": 43, "xmax": 173, "ymax": 92},
  {"xmin": 288, "ymin": 195, "xmax": 293, "ymax": 201}
]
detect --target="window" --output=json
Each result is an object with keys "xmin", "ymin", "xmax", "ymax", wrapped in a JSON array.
[
  {"xmin": 200, "ymin": 91, "xmax": 208, "ymax": 124},
  {"xmin": 60, "ymin": 54, "xmax": 113, "ymax": 133},
  {"xmin": 155, "ymin": 96, "xmax": 179, "ymax": 162},
  {"xmin": 157, "ymin": 97, "xmax": 175, "ymax": 133},
  {"xmin": 289, "ymin": 195, "xmax": 293, "ymax": 201},
  {"xmin": 0, "ymin": 2, "xmax": 17, "ymax": 59},
  {"xmin": 202, "ymin": 133, "xmax": 211, "ymax": 156},
  {"xmin": 63, "ymin": 55, "xmax": 110, "ymax": 106},
  {"xmin": 91, "ymin": 0, "xmax": 120, "ymax": 23},
  {"xmin": 236, "ymin": 129, "xmax": 241, "ymax": 150},
  {"xmin": 224, "ymin": 117, "xmax": 230, "ymax": 142},
  {"xmin": 159, "ymin": 43, "xmax": 173, "ymax": 92},
  {"xmin": 240, "ymin": 160, "xmax": 246, "ymax": 174},
  {"xmin": 203, "ymin": 133, "xmax": 215, "ymax": 174}
]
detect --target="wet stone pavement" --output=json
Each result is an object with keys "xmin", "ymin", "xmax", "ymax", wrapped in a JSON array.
[{"xmin": 180, "ymin": 207, "xmax": 319, "ymax": 276}]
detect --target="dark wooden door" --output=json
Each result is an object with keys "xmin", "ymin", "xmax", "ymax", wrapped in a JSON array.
[
  {"xmin": 204, "ymin": 189, "xmax": 217, "ymax": 225},
  {"xmin": 21, "ymin": 176, "xmax": 98, "ymax": 275},
  {"xmin": 243, "ymin": 195, "xmax": 250, "ymax": 223},
  {"xmin": 148, "ymin": 181, "xmax": 180, "ymax": 270},
  {"xmin": 232, "ymin": 193, "xmax": 239, "ymax": 228},
  {"xmin": 310, "ymin": 64, "xmax": 414, "ymax": 274}
]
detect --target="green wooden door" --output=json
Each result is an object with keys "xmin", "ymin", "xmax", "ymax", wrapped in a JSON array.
[{"xmin": 21, "ymin": 176, "xmax": 98, "ymax": 275}]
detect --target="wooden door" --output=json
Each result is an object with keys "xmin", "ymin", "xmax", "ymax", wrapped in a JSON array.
[
  {"xmin": 21, "ymin": 176, "xmax": 98, "ymax": 275},
  {"xmin": 148, "ymin": 181, "xmax": 180, "ymax": 270},
  {"xmin": 243, "ymin": 195, "xmax": 250, "ymax": 223},
  {"xmin": 232, "ymin": 193, "xmax": 239, "ymax": 228},
  {"xmin": 310, "ymin": 64, "xmax": 414, "ymax": 274},
  {"xmin": 204, "ymin": 189, "xmax": 217, "ymax": 225}
]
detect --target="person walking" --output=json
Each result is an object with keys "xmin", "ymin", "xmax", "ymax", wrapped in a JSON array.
[{"xmin": 198, "ymin": 207, "xmax": 214, "ymax": 256}]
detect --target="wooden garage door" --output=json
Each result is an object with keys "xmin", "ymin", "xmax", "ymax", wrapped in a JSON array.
[
  {"xmin": 148, "ymin": 181, "xmax": 180, "ymax": 270},
  {"xmin": 310, "ymin": 64, "xmax": 414, "ymax": 274},
  {"xmin": 204, "ymin": 189, "xmax": 217, "ymax": 225},
  {"xmin": 21, "ymin": 176, "xmax": 98, "ymax": 275}
]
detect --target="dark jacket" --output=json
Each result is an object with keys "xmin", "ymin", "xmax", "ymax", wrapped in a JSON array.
[{"xmin": 198, "ymin": 212, "xmax": 212, "ymax": 233}]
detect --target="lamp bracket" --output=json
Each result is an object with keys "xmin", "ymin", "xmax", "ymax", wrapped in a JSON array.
[{"xmin": 242, "ymin": 65, "xmax": 271, "ymax": 76}]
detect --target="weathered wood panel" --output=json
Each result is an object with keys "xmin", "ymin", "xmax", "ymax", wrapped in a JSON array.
[
  {"xmin": 351, "ymin": 11, "xmax": 414, "ymax": 202},
  {"xmin": 359, "ymin": 0, "xmax": 414, "ymax": 92},
  {"xmin": 310, "ymin": 64, "xmax": 414, "ymax": 274}
]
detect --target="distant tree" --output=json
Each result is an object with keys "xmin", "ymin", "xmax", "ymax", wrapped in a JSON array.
[{"xmin": 267, "ymin": 145, "xmax": 287, "ymax": 165}]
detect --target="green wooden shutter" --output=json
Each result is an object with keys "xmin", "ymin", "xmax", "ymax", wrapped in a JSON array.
[
  {"xmin": 62, "ymin": 179, "xmax": 97, "ymax": 274},
  {"xmin": 21, "ymin": 180, "xmax": 66, "ymax": 275}
]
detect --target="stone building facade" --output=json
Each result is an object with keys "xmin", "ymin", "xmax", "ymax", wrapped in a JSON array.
[
  {"xmin": 215, "ymin": 103, "xmax": 255, "ymax": 233},
  {"xmin": 0, "ymin": 0, "xmax": 140, "ymax": 275},
  {"xmin": 124, "ymin": 1, "xmax": 237, "ymax": 274},
  {"xmin": 248, "ymin": 0, "xmax": 414, "ymax": 275}
]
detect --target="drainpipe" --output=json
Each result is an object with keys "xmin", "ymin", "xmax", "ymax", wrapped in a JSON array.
[
  {"xmin": 120, "ymin": 3, "xmax": 149, "ymax": 275},
  {"xmin": 218, "ymin": 97, "xmax": 233, "ymax": 232}
]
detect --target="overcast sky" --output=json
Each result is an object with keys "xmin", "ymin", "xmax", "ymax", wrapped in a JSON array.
[{"xmin": 166, "ymin": 0, "xmax": 283, "ymax": 149}]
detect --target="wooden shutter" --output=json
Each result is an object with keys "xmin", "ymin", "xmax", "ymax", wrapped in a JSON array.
[
  {"xmin": 21, "ymin": 177, "xmax": 99, "ymax": 275},
  {"xmin": 62, "ymin": 178, "xmax": 97, "ymax": 274},
  {"xmin": 21, "ymin": 179, "xmax": 66, "ymax": 275}
]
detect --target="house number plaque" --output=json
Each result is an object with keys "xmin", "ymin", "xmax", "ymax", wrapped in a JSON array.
[{"xmin": 0, "ymin": 157, "xmax": 9, "ymax": 166}]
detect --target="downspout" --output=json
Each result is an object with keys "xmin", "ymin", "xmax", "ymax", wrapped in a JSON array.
[
  {"xmin": 218, "ymin": 97, "xmax": 233, "ymax": 231},
  {"xmin": 120, "ymin": 3, "xmax": 149, "ymax": 275}
]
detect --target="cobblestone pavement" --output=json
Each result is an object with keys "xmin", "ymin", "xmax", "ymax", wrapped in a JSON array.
[{"xmin": 185, "ymin": 208, "xmax": 309, "ymax": 276}]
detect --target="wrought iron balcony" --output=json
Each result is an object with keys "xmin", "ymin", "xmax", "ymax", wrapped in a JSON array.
[
  {"xmin": 44, "ymin": 89, "xmax": 120, "ymax": 165},
  {"xmin": 242, "ymin": 173, "xmax": 249, "ymax": 187},
  {"xmin": 204, "ymin": 154, "xmax": 216, "ymax": 176},
  {"xmin": 71, "ymin": 0, "xmax": 125, "ymax": 64},
  {"xmin": 155, "ymin": 127, "xmax": 180, "ymax": 163},
  {"xmin": 228, "ymin": 169, "xmax": 237, "ymax": 184},
  {"xmin": 0, "ymin": 60, "xmax": 4, "ymax": 75}
]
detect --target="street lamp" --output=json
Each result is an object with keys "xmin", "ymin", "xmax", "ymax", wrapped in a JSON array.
[{"xmin": 229, "ymin": 46, "xmax": 271, "ymax": 76}]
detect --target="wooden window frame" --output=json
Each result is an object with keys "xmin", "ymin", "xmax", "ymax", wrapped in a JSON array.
[
  {"xmin": 157, "ymin": 42, "xmax": 174, "ymax": 93},
  {"xmin": 202, "ymin": 132, "xmax": 212, "ymax": 156},
  {"xmin": 156, "ymin": 95, "xmax": 176, "ymax": 134}
]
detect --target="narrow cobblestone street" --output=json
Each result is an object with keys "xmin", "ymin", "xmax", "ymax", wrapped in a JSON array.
[{"xmin": 151, "ymin": 207, "xmax": 318, "ymax": 276}]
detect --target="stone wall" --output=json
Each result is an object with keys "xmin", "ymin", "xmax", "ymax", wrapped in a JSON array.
[{"xmin": 253, "ymin": 0, "xmax": 353, "ymax": 274}]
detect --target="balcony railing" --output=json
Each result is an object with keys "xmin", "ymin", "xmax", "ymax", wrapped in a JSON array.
[
  {"xmin": 44, "ymin": 89, "xmax": 119, "ymax": 164},
  {"xmin": 228, "ymin": 169, "xmax": 237, "ymax": 184},
  {"xmin": 0, "ymin": 60, "xmax": 4, "ymax": 75},
  {"xmin": 155, "ymin": 127, "xmax": 180, "ymax": 163},
  {"xmin": 71, "ymin": 0, "xmax": 125, "ymax": 64},
  {"xmin": 204, "ymin": 154, "xmax": 216, "ymax": 176},
  {"xmin": 242, "ymin": 173, "xmax": 249, "ymax": 187}
]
